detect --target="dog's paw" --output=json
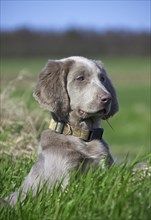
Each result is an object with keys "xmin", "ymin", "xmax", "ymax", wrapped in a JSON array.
[{"xmin": 86, "ymin": 140, "xmax": 108, "ymax": 159}]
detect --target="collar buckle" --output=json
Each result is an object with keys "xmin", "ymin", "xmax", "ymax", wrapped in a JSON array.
[{"xmin": 88, "ymin": 128, "xmax": 104, "ymax": 141}]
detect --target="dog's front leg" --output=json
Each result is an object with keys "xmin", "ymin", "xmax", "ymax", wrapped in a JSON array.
[{"xmin": 6, "ymin": 154, "xmax": 45, "ymax": 206}]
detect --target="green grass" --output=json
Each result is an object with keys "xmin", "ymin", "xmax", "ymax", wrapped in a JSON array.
[
  {"xmin": 103, "ymin": 56, "xmax": 150, "ymax": 76},
  {"xmin": 0, "ymin": 154, "xmax": 151, "ymax": 220},
  {"xmin": 1, "ymin": 57, "xmax": 47, "ymax": 77},
  {"xmin": 102, "ymin": 84, "xmax": 150, "ymax": 158},
  {"xmin": 0, "ymin": 56, "xmax": 150, "ymax": 219}
]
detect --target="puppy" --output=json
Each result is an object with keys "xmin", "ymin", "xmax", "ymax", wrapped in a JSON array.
[{"xmin": 6, "ymin": 56, "xmax": 119, "ymax": 206}]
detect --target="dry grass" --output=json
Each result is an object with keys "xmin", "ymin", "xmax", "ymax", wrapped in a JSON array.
[{"xmin": 0, "ymin": 70, "xmax": 49, "ymax": 158}]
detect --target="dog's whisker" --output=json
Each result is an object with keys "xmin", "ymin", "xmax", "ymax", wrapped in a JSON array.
[{"xmin": 105, "ymin": 119, "xmax": 115, "ymax": 132}]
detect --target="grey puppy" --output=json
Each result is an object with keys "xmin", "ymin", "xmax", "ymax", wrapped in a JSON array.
[{"xmin": 6, "ymin": 56, "xmax": 119, "ymax": 206}]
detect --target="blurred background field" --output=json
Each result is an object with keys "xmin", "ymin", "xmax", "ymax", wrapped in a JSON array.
[{"xmin": 0, "ymin": 1, "xmax": 150, "ymax": 160}]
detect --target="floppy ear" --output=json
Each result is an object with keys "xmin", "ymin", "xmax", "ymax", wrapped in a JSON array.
[
  {"xmin": 105, "ymin": 73, "xmax": 119, "ymax": 118},
  {"xmin": 94, "ymin": 60, "xmax": 119, "ymax": 118},
  {"xmin": 33, "ymin": 60, "xmax": 74, "ymax": 122}
]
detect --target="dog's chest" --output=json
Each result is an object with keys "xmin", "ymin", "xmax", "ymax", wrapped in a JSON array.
[{"xmin": 40, "ymin": 130, "xmax": 104, "ymax": 176}]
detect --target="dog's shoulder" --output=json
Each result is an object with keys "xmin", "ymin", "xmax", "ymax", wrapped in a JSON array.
[
  {"xmin": 40, "ymin": 129, "xmax": 54, "ymax": 150},
  {"xmin": 40, "ymin": 129, "xmax": 68, "ymax": 151}
]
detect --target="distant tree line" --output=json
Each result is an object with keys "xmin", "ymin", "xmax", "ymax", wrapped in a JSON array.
[{"xmin": 1, "ymin": 29, "xmax": 150, "ymax": 58}]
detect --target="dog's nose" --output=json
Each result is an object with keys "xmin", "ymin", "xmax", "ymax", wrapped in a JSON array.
[{"xmin": 101, "ymin": 94, "xmax": 112, "ymax": 104}]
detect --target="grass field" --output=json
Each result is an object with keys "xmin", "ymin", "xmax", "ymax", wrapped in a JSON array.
[
  {"xmin": 0, "ymin": 56, "xmax": 151, "ymax": 219},
  {"xmin": 0, "ymin": 154, "xmax": 151, "ymax": 220}
]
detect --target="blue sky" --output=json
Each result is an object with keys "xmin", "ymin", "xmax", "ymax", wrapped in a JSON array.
[{"xmin": 1, "ymin": 0, "xmax": 150, "ymax": 32}]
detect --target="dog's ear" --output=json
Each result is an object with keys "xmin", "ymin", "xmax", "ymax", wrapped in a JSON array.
[
  {"xmin": 105, "ymin": 73, "xmax": 119, "ymax": 118},
  {"xmin": 94, "ymin": 60, "xmax": 119, "ymax": 118},
  {"xmin": 33, "ymin": 60, "xmax": 74, "ymax": 122}
]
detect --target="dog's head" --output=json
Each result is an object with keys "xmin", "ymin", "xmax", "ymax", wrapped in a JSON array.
[{"xmin": 33, "ymin": 56, "xmax": 119, "ymax": 122}]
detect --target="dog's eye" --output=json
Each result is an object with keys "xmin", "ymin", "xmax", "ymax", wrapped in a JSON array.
[
  {"xmin": 76, "ymin": 75, "xmax": 85, "ymax": 81},
  {"xmin": 100, "ymin": 75, "xmax": 105, "ymax": 82}
]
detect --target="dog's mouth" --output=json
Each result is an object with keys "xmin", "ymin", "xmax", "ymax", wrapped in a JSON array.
[{"xmin": 78, "ymin": 108, "xmax": 109, "ymax": 119}]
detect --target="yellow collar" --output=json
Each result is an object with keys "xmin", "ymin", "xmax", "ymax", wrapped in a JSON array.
[{"xmin": 49, "ymin": 118, "xmax": 103, "ymax": 142}]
